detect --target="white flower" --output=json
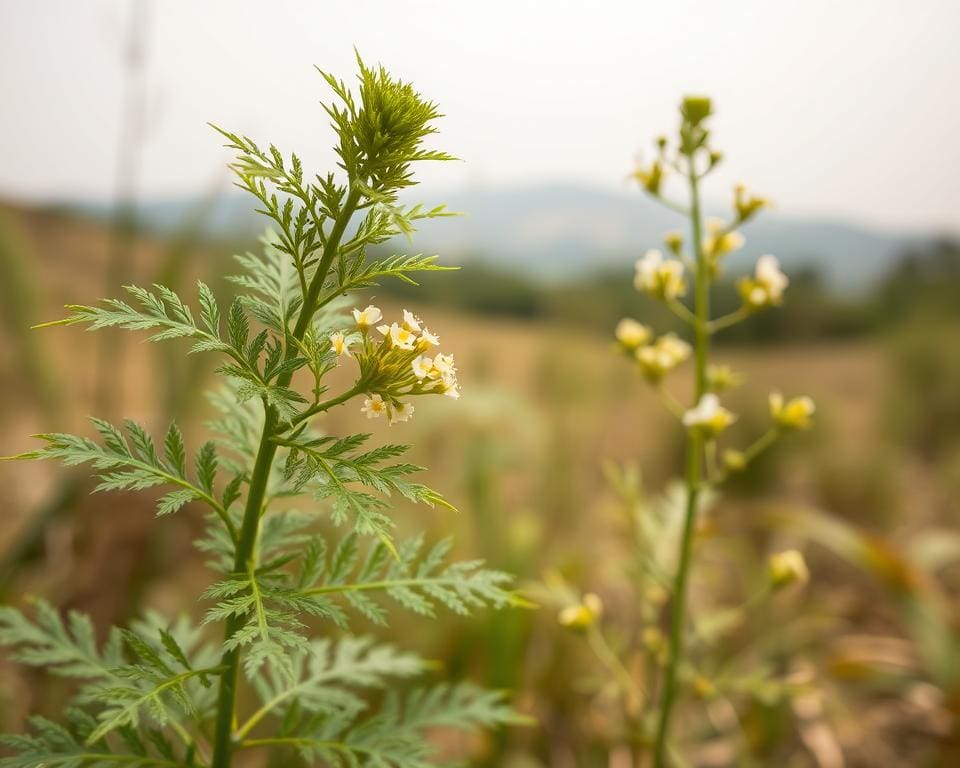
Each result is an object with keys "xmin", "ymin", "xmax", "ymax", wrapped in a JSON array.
[
  {"xmin": 361, "ymin": 394, "xmax": 388, "ymax": 419},
  {"xmin": 353, "ymin": 305, "xmax": 382, "ymax": 329},
  {"xmin": 756, "ymin": 255, "xmax": 789, "ymax": 301},
  {"xmin": 417, "ymin": 328, "xmax": 440, "ymax": 348},
  {"xmin": 402, "ymin": 309, "xmax": 422, "ymax": 333},
  {"xmin": 615, "ymin": 318, "xmax": 652, "ymax": 350},
  {"xmin": 388, "ymin": 401, "xmax": 415, "ymax": 425},
  {"xmin": 432, "ymin": 353, "xmax": 456, "ymax": 376},
  {"xmin": 739, "ymin": 254, "xmax": 789, "ymax": 309},
  {"xmin": 682, "ymin": 394, "xmax": 736, "ymax": 435},
  {"xmin": 411, "ymin": 355, "xmax": 434, "ymax": 379},
  {"xmin": 329, "ymin": 331, "xmax": 350, "ymax": 357},
  {"xmin": 386, "ymin": 322, "xmax": 417, "ymax": 350},
  {"xmin": 635, "ymin": 249, "xmax": 664, "ymax": 292},
  {"xmin": 634, "ymin": 249, "xmax": 686, "ymax": 300},
  {"xmin": 441, "ymin": 378, "xmax": 461, "ymax": 399}
]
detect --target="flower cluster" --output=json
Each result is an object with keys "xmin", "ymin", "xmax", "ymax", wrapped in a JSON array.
[{"xmin": 332, "ymin": 305, "xmax": 460, "ymax": 425}]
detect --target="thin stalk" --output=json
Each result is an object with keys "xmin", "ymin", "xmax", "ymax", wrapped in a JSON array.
[
  {"xmin": 209, "ymin": 188, "xmax": 361, "ymax": 768},
  {"xmin": 653, "ymin": 152, "xmax": 708, "ymax": 767}
]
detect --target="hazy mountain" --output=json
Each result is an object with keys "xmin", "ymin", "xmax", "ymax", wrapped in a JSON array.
[{"xmin": 72, "ymin": 183, "xmax": 933, "ymax": 294}]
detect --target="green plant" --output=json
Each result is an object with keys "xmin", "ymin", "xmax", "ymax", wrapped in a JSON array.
[
  {"xmin": 552, "ymin": 97, "xmax": 819, "ymax": 766},
  {"xmin": 0, "ymin": 56, "xmax": 522, "ymax": 768}
]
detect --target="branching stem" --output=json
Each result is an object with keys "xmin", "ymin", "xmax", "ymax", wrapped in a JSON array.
[
  {"xmin": 653, "ymin": 147, "xmax": 709, "ymax": 767},
  {"xmin": 209, "ymin": 188, "xmax": 361, "ymax": 768}
]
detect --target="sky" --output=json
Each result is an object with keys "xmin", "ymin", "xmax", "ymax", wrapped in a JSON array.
[{"xmin": 1, "ymin": 0, "xmax": 958, "ymax": 234}]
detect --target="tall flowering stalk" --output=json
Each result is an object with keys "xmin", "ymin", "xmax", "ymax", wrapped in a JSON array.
[
  {"xmin": 601, "ymin": 97, "xmax": 815, "ymax": 765},
  {"xmin": 0, "ymin": 57, "xmax": 519, "ymax": 768}
]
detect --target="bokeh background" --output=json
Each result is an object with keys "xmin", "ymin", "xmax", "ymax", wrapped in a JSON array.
[{"xmin": 2, "ymin": 2, "xmax": 960, "ymax": 766}]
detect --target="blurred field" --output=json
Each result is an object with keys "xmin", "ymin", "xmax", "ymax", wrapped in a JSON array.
[{"xmin": 1, "ymin": 201, "xmax": 960, "ymax": 766}]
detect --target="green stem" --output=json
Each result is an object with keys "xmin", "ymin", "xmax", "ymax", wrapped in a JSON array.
[
  {"xmin": 653, "ymin": 150, "xmax": 708, "ymax": 767},
  {"xmin": 281, "ymin": 381, "xmax": 365, "ymax": 431},
  {"xmin": 209, "ymin": 188, "xmax": 361, "ymax": 768}
]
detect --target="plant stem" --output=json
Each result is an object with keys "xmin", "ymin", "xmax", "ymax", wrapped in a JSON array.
[
  {"xmin": 209, "ymin": 188, "xmax": 360, "ymax": 768},
  {"xmin": 653, "ymin": 154, "xmax": 708, "ymax": 767}
]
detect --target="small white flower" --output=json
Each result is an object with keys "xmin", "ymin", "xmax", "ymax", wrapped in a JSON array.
[
  {"xmin": 739, "ymin": 254, "xmax": 789, "ymax": 309},
  {"xmin": 441, "ymin": 379, "xmax": 461, "ymax": 399},
  {"xmin": 389, "ymin": 401, "xmax": 415, "ymax": 425},
  {"xmin": 432, "ymin": 353, "xmax": 456, "ymax": 376},
  {"xmin": 634, "ymin": 249, "xmax": 686, "ymax": 300},
  {"xmin": 412, "ymin": 355, "xmax": 434, "ymax": 379},
  {"xmin": 388, "ymin": 323, "xmax": 417, "ymax": 350},
  {"xmin": 755, "ymin": 255, "xmax": 789, "ymax": 301},
  {"xmin": 361, "ymin": 394, "xmax": 388, "ymax": 419},
  {"xmin": 353, "ymin": 305, "xmax": 382, "ymax": 329},
  {"xmin": 682, "ymin": 393, "xmax": 736, "ymax": 435},
  {"xmin": 402, "ymin": 309, "xmax": 422, "ymax": 333},
  {"xmin": 329, "ymin": 331, "xmax": 350, "ymax": 357},
  {"xmin": 635, "ymin": 249, "xmax": 664, "ymax": 292},
  {"xmin": 417, "ymin": 328, "xmax": 440, "ymax": 348}
]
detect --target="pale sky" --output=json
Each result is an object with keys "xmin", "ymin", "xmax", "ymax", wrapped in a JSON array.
[{"xmin": 1, "ymin": 0, "xmax": 958, "ymax": 233}]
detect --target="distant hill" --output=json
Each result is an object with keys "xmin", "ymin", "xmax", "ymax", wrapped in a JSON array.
[{"xmin": 70, "ymin": 183, "xmax": 934, "ymax": 294}]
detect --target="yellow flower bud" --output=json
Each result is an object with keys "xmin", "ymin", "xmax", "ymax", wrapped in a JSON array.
[
  {"xmin": 734, "ymin": 183, "xmax": 771, "ymax": 223},
  {"xmin": 692, "ymin": 676, "xmax": 717, "ymax": 699},
  {"xmin": 706, "ymin": 363, "xmax": 743, "ymax": 393},
  {"xmin": 642, "ymin": 626, "xmax": 665, "ymax": 653},
  {"xmin": 723, "ymin": 449, "xmax": 747, "ymax": 473},
  {"xmin": 769, "ymin": 549, "xmax": 809, "ymax": 589},
  {"xmin": 681, "ymin": 95, "xmax": 713, "ymax": 126},
  {"xmin": 663, "ymin": 231, "xmax": 684, "ymax": 255},
  {"xmin": 644, "ymin": 584, "xmax": 668, "ymax": 606},
  {"xmin": 769, "ymin": 392, "xmax": 816, "ymax": 430},
  {"xmin": 558, "ymin": 592, "xmax": 603, "ymax": 631},
  {"xmin": 615, "ymin": 318, "xmax": 653, "ymax": 351},
  {"xmin": 633, "ymin": 161, "xmax": 666, "ymax": 196}
]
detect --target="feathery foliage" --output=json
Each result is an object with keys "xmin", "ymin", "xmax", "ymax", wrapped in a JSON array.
[{"xmin": 1, "ymin": 54, "xmax": 520, "ymax": 768}]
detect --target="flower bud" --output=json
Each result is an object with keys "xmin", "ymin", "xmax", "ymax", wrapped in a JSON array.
[
  {"xmin": 633, "ymin": 161, "xmax": 665, "ymax": 196},
  {"xmin": 768, "ymin": 550, "xmax": 809, "ymax": 589},
  {"xmin": 663, "ymin": 231, "xmax": 684, "ymax": 256},
  {"xmin": 706, "ymin": 363, "xmax": 743, "ymax": 392},
  {"xmin": 723, "ymin": 449, "xmax": 746, "ymax": 473},
  {"xmin": 558, "ymin": 592, "xmax": 603, "ymax": 631},
  {"xmin": 693, "ymin": 676, "xmax": 717, "ymax": 699},
  {"xmin": 681, "ymin": 95, "xmax": 713, "ymax": 126},
  {"xmin": 735, "ymin": 184, "xmax": 771, "ymax": 223},
  {"xmin": 642, "ymin": 626, "xmax": 665, "ymax": 654},
  {"xmin": 615, "ymin": 318, "xmax": 653, "ymax": 351},
  {"xmin": 769, "ymin": 392, "xmax": 816, "ymax": 430}
]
